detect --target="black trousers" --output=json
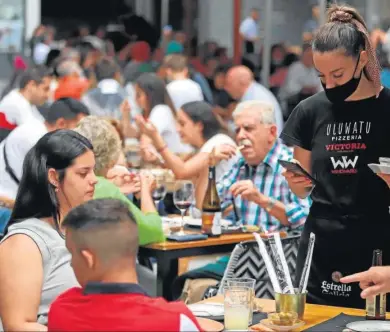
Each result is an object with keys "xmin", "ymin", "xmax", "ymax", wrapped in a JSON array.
[{"xmin": 245, "ymin": 41, "xmax": 254, "ymax": 54}]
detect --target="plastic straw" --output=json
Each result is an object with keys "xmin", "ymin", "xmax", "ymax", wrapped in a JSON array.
[
  {"xmin": 268, "ymin": 233, "xmax": 294, "ymax": 294},
  {"xmin": 298, "ymin": 232, "xmax": 316, "ymax": 293},
  {"xmin": 253, "ymin": 233, "xmax": 281, "ymax": 293}
]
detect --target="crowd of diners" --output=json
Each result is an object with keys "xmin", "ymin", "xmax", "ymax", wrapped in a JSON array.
[{"xmin": 0, "ymin": 3, "xmax": 390, "ymax": 331}]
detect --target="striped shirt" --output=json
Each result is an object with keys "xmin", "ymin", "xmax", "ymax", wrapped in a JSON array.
[{"xmin": 217, "ymin": 140, "xmax": 311, "ymax": 232}]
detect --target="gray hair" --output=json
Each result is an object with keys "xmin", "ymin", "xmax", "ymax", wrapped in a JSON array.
[
  {"xmin": 56, "ymin": 60, "xmax": 83, "ymax": 77},
  {"xmin": 61, "ymin": 48, "xmax": 80, "ymax": 61},
  {"xmin": 74, "ymin": 116, "xmax": 121, "ymax": 176},
  {"xmin": 233, "ymin": 100, "xmax": 275, "ymax": 124}
]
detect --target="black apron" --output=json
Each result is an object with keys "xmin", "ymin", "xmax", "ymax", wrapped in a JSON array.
[{"xmin": 295, "ymin": 208, "xmax": 390, "ymax": 310}]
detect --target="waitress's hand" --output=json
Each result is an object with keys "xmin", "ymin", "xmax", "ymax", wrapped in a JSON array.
[
  {"xmin": 377, "ymin": 173, "xmax": 390, "ymax": 189},
  {"xmin": 340, "ymin": 266, "xmax": 390, "ymax": 299},
  {"xmin": 282, "ymin": 159, "xmax": 313, "ymax": 198}
]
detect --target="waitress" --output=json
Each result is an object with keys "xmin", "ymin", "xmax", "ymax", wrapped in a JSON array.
[{"xmin": 281, "ymin": 4, "xmax": 390, "ymax": 309}]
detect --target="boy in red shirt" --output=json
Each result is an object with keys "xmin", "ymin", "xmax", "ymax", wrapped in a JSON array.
[{"xmin": 48, "ymin": 199, "xmax": 202, "ymax": 332}]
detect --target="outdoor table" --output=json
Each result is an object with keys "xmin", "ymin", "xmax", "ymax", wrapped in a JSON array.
[{"xmin": 200, "ymin": 295, "xmax": 390, "ymax": 331}]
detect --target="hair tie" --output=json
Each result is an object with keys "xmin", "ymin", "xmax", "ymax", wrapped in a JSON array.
[{"xmin": 329, "ymin": 10, "xmax": 353, "ymax": 23}]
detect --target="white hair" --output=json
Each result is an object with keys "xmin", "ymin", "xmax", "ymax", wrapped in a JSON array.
[
  {"xmin": 233, "ymin": 100, "xmax": 275, "ymax": 124},
  {"xmin": 56, "ymin": 60, "xmax": 83, "ymax": 77}
]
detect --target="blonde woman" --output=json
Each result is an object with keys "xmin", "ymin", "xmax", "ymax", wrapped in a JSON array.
[{"xmin": 74, "ymin": 116, "xmax": 164, "ymax": 245}]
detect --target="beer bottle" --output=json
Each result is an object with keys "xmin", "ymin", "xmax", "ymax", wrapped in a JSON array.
[
  {"xmin": 202, "ymin": 164, "xmax": 221, "ymax": 237},
  {"xmin": 366, "ymin": 249, "xmax": 386, "ymax": 320}
]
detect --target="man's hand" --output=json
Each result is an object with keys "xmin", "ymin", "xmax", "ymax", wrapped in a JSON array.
[
  {"xmin": 341, "ymin": 266, "xmax": 390, "ymax": 299},
  {"xmin": 230, "ymin": 180, "xmax": 266, "ymax": 204}
]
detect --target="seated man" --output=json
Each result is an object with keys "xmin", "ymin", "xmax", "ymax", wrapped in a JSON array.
[
  {"xmin": 197, "ymin": 100, "xmax": 311, "ymax": 232},
  {"xmin": 174, "ymin": 100, "xmax": 311, "ymax": 302},
  {"xmin": 48, "ymin": 199, "xmax": 202, "ymax": 332}
]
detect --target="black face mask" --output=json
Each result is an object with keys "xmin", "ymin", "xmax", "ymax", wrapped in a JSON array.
[{"xmin": 322, "ymin": 55, "xmax": 362, "ymax": 104}]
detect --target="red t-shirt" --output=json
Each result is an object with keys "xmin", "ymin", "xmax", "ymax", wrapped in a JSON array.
[{"xmin": 48, "ymin": 283, "xmax": 203, "ymax": 332}]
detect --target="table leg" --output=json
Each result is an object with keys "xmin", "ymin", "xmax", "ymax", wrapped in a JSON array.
[{"xmin": 156, "ymin": 254, "xmax": 178, "ymax": 300}]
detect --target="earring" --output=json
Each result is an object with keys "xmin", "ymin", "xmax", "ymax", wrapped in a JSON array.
[{"xmin": 51, "ymin": 182, "xmax": 59, "ymax": 192}]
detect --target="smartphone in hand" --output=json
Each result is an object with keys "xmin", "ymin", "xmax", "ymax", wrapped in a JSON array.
[{"xmin": 278, "ymin": 159, "xmax": 317, "ymax": 184}]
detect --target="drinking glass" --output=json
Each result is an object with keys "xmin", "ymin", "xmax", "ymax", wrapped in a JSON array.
[
  {"xmin": 126, "ymin": 149, "xmax": 142, "ymax": 169},
  {"xmin": 225, "ymin": 278, "xmax": 256, "ymax": 325},
  {"xmin": 173, "ymin": 181, "xmax": 194, "ymax": 234},
  {"xmin": 224, "ymin": 286, "xmax": 252, "ymax": 331},
  {"xmin": 152, "ymin": 174, "xmax": 167, "ymax": 208}
]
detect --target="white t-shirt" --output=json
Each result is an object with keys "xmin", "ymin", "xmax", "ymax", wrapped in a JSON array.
[
  {"xmin": 280, "ymin": 62, "xmax": 322, "ymax": 99},
  {"xmin": 149, "ymin": 105, "xmax": 193, "ymax": 154},
  {"xmin": 0, "ymin": 89, "xmax": 44, "ymax": 128},
  {"xmin": 200, "ymin": 133, "xmax": 237, "ymax": 181},
  {"xmin": 239, "ymin": 17, "xmax": 258, "ymax": 40},
  {"xmin": 0, "ymin": 120, "xmax": 48, "ymax": 199},
  {"xmin": 33, "ymin": 43, "xmax": 51, "ymax": 65},
  {"xmin": 166, "ymin": 79, "xmax": 204, "ymax": 111}
]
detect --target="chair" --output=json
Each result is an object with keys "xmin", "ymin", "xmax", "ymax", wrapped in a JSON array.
[{"xmin": 216, "ymin": 233, "xmax": 301, "ymax": 299}]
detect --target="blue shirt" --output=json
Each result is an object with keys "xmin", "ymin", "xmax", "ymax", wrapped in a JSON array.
[
  {"xmin": 381, "ymin": 69, "xmax": 390, "ymax": 89},
  {"xmin": 242, "ymin": 82, "xmax": 284, "ymax": 135},
  {"xmin": 217, "ymin": 140, "xmax": 311, "ymax": 232}
]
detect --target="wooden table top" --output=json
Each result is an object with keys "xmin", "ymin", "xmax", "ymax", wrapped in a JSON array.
[
  {"xmin": 143, "ymin": 231, "xmax": 288, "ymax": 251},
  {"xmin": 201, "ymin": 296, "xmax": 389, "ymax": 331},
  {"xmin": 143, "ymin": 232, "xmax": 257, "ymax": 251}
]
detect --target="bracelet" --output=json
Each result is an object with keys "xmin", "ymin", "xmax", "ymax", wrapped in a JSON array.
[
  {"xmin": 157, "ymin": 144, "xmax": 167, "ymax": 153},
  {"xmin": 265, "ymin": 197, "xmax": 276, "ymax": 213}
]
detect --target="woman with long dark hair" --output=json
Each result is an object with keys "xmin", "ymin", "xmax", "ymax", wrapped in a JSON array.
[
  {"xmin": 0, "ymin": 130, "xmax": 97, "ymax": 330},
  {"xmin": 137, "ymin": 101, "xmax": 236, "ymax": 182},
  {"xmin": 281, "ymin": 4, "xmax": 390, "ymax": 309},
  {"xmin": 136, "ymin": 101, "xmax": 237, "ymax": 209},
  {"xmin": 134, "ymin": 73, "xmax": 192, "ymax": 155}
]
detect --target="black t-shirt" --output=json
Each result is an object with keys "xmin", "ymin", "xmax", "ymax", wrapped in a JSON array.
[
  {"xmin": 281, "ymin": 89, "xmax": 390, "ymax": 309},
  {"xmin": 281, "ymin": 89, "xmax": 390, "ymax": 218}
]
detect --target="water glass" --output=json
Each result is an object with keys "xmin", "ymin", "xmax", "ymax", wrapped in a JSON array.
[
  {"xmin": 224, "ymin": 286, "xmax": 252, "ymax": 331},
  {"xmin": 225, "ymin": 278, "xmax": 256, "ymax": 325}
]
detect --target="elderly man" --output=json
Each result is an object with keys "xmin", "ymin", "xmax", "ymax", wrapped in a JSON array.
[
  {"xmin": 197, "ymin": 100, "xmax": 310, "ymax": 232},
  {"xmin": 225, "ymin": 66, "xmax": 284, "ymax": 135}
]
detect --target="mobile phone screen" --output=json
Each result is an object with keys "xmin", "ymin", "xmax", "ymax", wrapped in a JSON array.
[{"xmin": 278, "ymin": 159, "xmax": 317, "ymax": 184}]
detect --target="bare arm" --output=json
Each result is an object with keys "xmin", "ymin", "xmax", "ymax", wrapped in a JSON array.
[
  {"xmin": 136, "ymin": 116, "xmax": 213, "ymax": 179},
  {"xmin": 0, "ymin": 235, "xmax": 47, "ymax": 331},
  {"xmin": 139, "ymin": 171, "xmax": 157, "ymax": 213},
  {"xmin": 120, "ymin": 100, "xmax": 140, "ymax": 139}
]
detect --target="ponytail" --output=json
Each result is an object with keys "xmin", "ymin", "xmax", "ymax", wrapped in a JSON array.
[{"xmin": 313, "ymin": 5, "xmax": 381, "ymax": 96}]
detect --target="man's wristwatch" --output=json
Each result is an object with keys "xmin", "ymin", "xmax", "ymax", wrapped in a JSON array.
[{"xmin": 265, "ymin": 197, "xmax": 276, "ymax": 213}]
